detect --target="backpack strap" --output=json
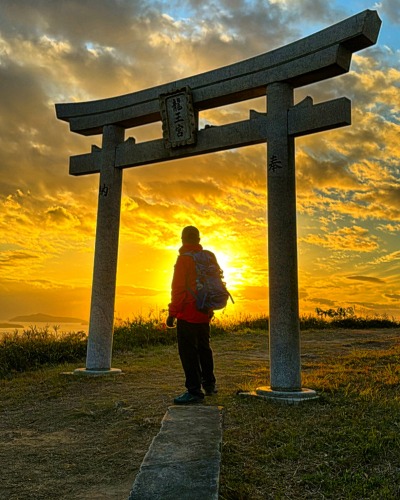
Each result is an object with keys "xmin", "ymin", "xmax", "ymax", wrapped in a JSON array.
[{"xmin": 182, "ymin": 251, "xmax": 201, "ymax": 300}]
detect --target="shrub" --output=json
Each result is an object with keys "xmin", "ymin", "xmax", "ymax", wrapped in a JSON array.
[
  {"xmin": 313, "ymin": 307, "xmax": 400, "ymax": 329},
  {"xmin": 0, "ymin": 326, "xmax": 87, "ymax": 378},
  {"xmin": 113, "ymin": 313, "xmax": 176, "ymax": 350},
  {"xmin": 300, "ymin": 314, "xmax": 330, "ymax": 330},
  {"xmin": 211, "ymin": 312, "xmax": 269, "ymax": 334},
  {"xmin": 1, "ymin": 309, "xmax": 398, "ymax": 377},
  {"xmin": 331, "ymin": 316, "xmax": 399, "ymax": 329}
]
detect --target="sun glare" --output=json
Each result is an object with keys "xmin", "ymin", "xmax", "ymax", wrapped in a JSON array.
[{"xmin": 213, "ymin": 250, "xmax": 240, "ymax": 292}]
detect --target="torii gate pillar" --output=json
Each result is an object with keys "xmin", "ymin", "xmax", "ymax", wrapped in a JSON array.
[
  {"xmin": 75, "ymin": 125, "xmax": 125, "ymax": 375},
  {"xmin": 265, "ymin": 83, "xmax": 302, "ymax": 392}
]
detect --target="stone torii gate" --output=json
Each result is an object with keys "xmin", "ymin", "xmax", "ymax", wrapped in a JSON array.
[{"xmin": 56, "ymin": 11, "xmax": 380, "ymax": 400}]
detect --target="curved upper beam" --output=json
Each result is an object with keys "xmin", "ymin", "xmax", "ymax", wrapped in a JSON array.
[{"xmin": 55, "ymin": 10, "xmax": 381, "ymax": 136}]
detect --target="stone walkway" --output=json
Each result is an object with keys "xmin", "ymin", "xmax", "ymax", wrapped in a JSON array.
[{"xmin": 129, "ymin": 405, "xmax": 223, "ymax": 500}]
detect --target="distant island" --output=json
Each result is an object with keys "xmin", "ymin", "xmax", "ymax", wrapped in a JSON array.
[
  {"xmin": 9, "ymin": 313, "xmax": 88, "ymax": 325},
  {"xmin": 0, "ymin": 323, "xmax": 24, "ymax": 329}
]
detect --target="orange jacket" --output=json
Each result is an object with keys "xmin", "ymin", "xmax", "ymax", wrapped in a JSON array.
[{"xmin": 168, "ymin": 243, "xmax": 211, "ymax": 323}]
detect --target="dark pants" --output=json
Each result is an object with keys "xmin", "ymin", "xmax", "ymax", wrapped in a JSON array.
[{"xmin": 177, "ymin": 319, "xmax": 216, "ymax": 396}]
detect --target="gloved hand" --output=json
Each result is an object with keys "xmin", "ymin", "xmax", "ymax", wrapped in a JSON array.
[{"xmin": 166, "ymin": 316, "xmax": 176, "ymax": 328}]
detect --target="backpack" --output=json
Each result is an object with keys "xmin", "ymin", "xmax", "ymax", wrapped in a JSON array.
[{"xmin": 184, "ymin": 250, "xmax": 234, "ymax": 313}]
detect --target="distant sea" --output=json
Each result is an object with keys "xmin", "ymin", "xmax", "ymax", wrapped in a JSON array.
[{"xmin": 0, "ymin": 320, "xmax": 89, "ymax": 335}]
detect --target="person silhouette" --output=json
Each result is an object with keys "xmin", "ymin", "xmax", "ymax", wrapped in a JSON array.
[{"xmin": 167, "ymin": 226, "xmax": 218, "ymax": 404}]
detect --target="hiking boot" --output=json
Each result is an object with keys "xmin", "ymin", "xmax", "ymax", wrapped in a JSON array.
[
  {"xmin": 174, "ymin": 392, "xmax": 204, "ymax": 405},
  {"xmin": 203, "ymin": 385, "xmax": 218, "ymax": 396}
]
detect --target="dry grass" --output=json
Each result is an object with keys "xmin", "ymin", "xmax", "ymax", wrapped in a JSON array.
[{"xmin": 1, "ymin": 328, "xmax": 399, "ymax": 499}]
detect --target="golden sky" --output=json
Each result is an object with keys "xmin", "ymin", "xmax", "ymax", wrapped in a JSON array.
[{"xmin": 0, "ymin": 0, "xmax": 399, "ymax": 322}]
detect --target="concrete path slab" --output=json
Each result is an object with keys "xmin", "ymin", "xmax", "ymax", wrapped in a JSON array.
[{"xmin": 129, "ymin": 405, "xmax": 223, "ymax": 500}]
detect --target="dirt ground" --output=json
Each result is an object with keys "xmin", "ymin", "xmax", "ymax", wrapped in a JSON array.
[{"xmin": 0, "ymin": 328, "xmax": 399, "ymax": 499}]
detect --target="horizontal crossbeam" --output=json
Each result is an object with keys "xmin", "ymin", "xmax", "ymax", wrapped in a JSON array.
[
  {"xmin": 69, "ymin": 97, "xmax": 351, "ymax": 175},
  {"xmin": 289, "ymin": 96, "xmax": 351, "ymax": 136},
  {"xmin": 69, "ymin": 118, "xmax": 271, "ymax": 175},
  {"xmin": 56, "ymin": 10, "xmax": 380, "ymax": 136}
]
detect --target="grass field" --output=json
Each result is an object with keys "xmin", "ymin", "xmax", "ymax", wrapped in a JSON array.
[{"xmin": 1, "ymin": 326, "xmax": 400, "ymax": 499}]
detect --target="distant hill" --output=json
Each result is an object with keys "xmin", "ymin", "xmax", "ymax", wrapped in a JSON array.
[{"xmin": 9, "ymin": 313, "xmax": 88, "ymax": 325}]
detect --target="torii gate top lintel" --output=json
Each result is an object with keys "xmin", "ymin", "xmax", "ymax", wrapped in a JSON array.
[{"xmin": 56, "ymin": 9, "xmax": 380, "ymax": 139}]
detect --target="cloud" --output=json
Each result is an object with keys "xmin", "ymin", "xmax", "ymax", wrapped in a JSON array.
[
  {"xmin": 0, "ymin": 189, "xmax": 97, "ymax": 289},
  {"xmin": 0, "ymin": 190, "xmax": 95, "ymax": 246},
  {"xmin": 308, "ymin": 297, "xmax": 336, "ymax": 306},
  {"xmin": 373, "ymin": 251, "xmax": 400, "ymax": 264},
  {"xmin": 0, "ymin": 250, "xmax": 39, "ymax": 266},
  {"xmin": 385, "ymin": 293, "xmax": 400, "ymax": 301},
  {"xmin": 347, "ymin": 275, "xmax": 385, "ymax": 284},
  {"xmin": 117, "ymin": 285, "xmax": 164, "ymax": 297},
  {"xmin": 118, "ymin": 149, "xmax": 268, "ymax": 251},
  {"xmin": 376, "ymin": 0, "xmax": 400, "ymax": 24},
  {"xmin": 294, "ymin": 54, "xmax": 400, "ymax": 226},
  {"xmin": 377, "ymin": 223, "xmax": 400, "ymax": 233},
  {"xmin": 45, "ymin": 206, "xmax": 81, "ymax": 228},
  {"xmin": 0, "ymin": 0, "xmax": 398, "ymax": 320},
  {"xmin": 351, "ymin": 300, "xmax": 400, "ymax": 313},
  {"xmin": 302, "ymin": 226, "xmax": 380, "ymax": 252}
]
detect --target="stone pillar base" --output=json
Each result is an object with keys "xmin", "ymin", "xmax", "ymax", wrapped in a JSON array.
[
  {"xmin": 239, "ymin": 386, "xmax": 318, "ymax": 405},
  {"xmin": 61, "ymin": 368, "xmax": 122, "ymax": 376}
]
